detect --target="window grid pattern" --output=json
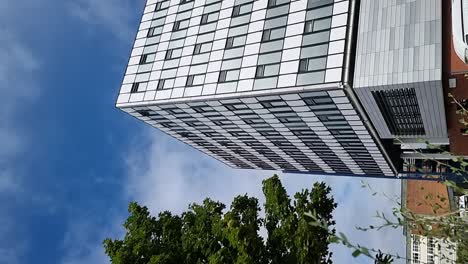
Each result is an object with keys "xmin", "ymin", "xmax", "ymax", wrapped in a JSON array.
[
  {"xmin": 217, "ymin": 0, "xmax": 254, "ymax": 90},
  {"xmin": 411, "ymin": 235, "xmax": 421, "ymax": 264},
  {"xmin": 116, "ymin": 0, "xmax": 396, "ymax": 177},
  {"xmin": 252, "ymin": 0, "xmax": 290, "ymax": 90},
  {"xmin": 117, "ymin": 0, "xmax": 350, "ymax": 104},
  {"xmin": 124, "ymin": 90, "xmax": 393, "ymax": 176},
  {"xmin": 427, "ymin": 237, "xmax": 436, "ymax": 264},
  {"xmin": 372, "ymin": 88, "xmax": 425, "ymax": 136}
]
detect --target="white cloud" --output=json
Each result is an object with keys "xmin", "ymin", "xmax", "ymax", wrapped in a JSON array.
[
  {"xmin": 125, "ymin": 130, "xmax": 268, "ymax": 215},
  {"xmin": 61, "ymin": 128, "xmax": 406, "ymax": 264},
  {"xmin": 68, "ymin": 0, "xmax": 144, "ymax": 41},
  {"xmin": 60, "ymin": 216, "xmax": 124, "ymax": 264},
  {"xmin": 0, "ymin": 212, "xmax": 27, "ymax": 264},
  {"xmin": 0, "ymin": 30, "xmax": 39, "ymax": 165},
  {"xmin": 0, "ymin": 4, "xmax": 42, "ymax": 264},
  {"xmin": 0, "ymin": 171, "xmax": 20, "ymax": 194},
  {"xmin": 123, "ymin": 129, "xmax": 406, "ymax": 263}
]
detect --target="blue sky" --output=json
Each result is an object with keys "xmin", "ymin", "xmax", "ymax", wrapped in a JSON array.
[{"xmin": 0, "ymin": 0, "xmax": 405, "ymax": 263}]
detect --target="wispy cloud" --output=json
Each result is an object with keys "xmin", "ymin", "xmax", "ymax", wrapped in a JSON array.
[
  {"xmin": 68, "ymin": 0, "xmax": 144, "ymax": 41},
  {"xmin": 60, "ymin": 215, "xmax": 124, "ymax": 264},
  {"xmin": 61, "ymin": 127, "xmax": 405, "ymax": 263},
  {"xmin": 124, "ymin": 129, "xmax": 405, "ymax": 263},
  {"xmin": 125, "ymin": 130, "xmax": 268, "ymax": 215},
  {"xmin": 0, "ymin": 39, "xmax": 37, "ymax": 262},
  {"xmin": 0, "ymin": 3, "xmax": 42, "ymax": 263},
  {"xmin": 0, "ymin": 30, "xmax": 39, "ymax": 165}
]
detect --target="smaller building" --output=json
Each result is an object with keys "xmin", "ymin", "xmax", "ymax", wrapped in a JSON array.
[
  {"xmin": 403, "ymin": 179, "xmax": 457, "ymax": 264},
  {"xmin": 459, "ymin": 195, "xmax": 467, "ymax": 218},
  {"xmin": 409, "ymin": 234, "xmax": 457, "ymax": 264}
]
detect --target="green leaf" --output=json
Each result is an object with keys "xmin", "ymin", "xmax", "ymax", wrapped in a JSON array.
[
  {"xmin": 360, "ymin": 247, "xmax": 370, "ymax": 256},
  {"xmin": 352, "ymin": 250, "xmax": 361, "ymax": 257}
]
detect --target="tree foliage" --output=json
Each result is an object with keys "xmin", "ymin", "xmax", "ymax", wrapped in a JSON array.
[{"xmin": 104, "ymin": 175, "xmax": 337, "ymax": 264}]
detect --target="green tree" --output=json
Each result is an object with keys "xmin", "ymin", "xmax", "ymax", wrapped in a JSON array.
[
  {"xmin": 262, "ymin": 177, "xmax": 336, "ymax": 264},
  {"xmin": 103, "ymin": 175, "xmax": 337, "ymax": 264}
]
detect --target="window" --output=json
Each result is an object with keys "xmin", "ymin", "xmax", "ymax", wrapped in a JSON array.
[
  {"xmin": 243, "ymin": 118, "xmax": 266, "ymax": 125},
  {"xmin": 173, "ymin": 21, "xmax": 181, "ymax": 31},
  {"xmin": 412, "ymin": 236, "xmax": 420, "ymax": 252},
  {"xmin": 232, "ymin": 5, "xmax": 241, "ymax": 17},
  {"xmin": 165, "ymin": 50, "xmax": 173, "ymax": 60},
  {"xmin": 147, "ymin": 27, "xmax": 156, "ymax": 37},
  {"xmin": 427, "ymin": 238, "xmax": 435, "ymax": 254},
  {"xmin": 157, "ymin": 79, "xmax": 165, "ymax": 90},
  {"xmin": 304, "ymin": 17, "xmax": 332, "ymax": 33},
  {"xmin": 259, "ymin": 130, "xmax": 281, "ymax": 137},
  {"xmin": 218, "ymin": 70, "xmax": 240, "ymax": 83},
  {"xmin": 260, "ymin": 100, "xmax": 288, "ymax": 109},
  {"xmin": 427, "ymin": 255, "xmax": 434, "ymax": 264},
  {"xmin": 186, "ymin": 75, "xmax": 194, "ymax": 86},
  {"xmin": 193, "ymin": 43, "xmax": 203, "ymax": 54},
  {"xmin": 172, "ymin": 19, "xmax": 189, "ymax": 31},
  {"xmin": 232, "ymin": 3, "xmax": 253, "ymax": 17},
  {"xmin": 224, "ymin": 103, "xmax": 248, "ymax": 111},
  {"xmin": 137, "ymin": 110, "xmax": 150, "ymax": 116},
  {"xmin": 200, "ymin": 14, "xmax": 209, "ymax": 24},
  {"xmin": 186, "ymin": 121, "xmax": 203, "ymax": 127},
  {"xmin": 131, "ymin": 83, "xmax": 140, "ymax": 93},
  {"xmin": 193, "ymin": 42, "xmax": 212, "ymax": 54},
  {"xmin": 186, "ymin": 74, "xmax": 204, "ymax": 86},
  {"xmin": 298, "ymin": 57, "xmax": 327, "ymax": 72},
  {"xmin": 139, "ymin": 54, "xmax": 149, "ymax": 64},
  {"xmin": 155, "ymin": 1, "xmax": 166, "ymax": 11},
  {"xmin": 161, "ymin": 122, "xmax": 176, "ymax": 128},
  {"xmin": 302, "ymin": 95, "xmax": 333, "ymax": 106},
  {"xmin": 167, "ymin": 108, "xmax": 185, "ymax": 114},
  {"xmin": 279, "ymin": 117, "xmax": 302, "ymax": 123},
  {"xmin": 255, "ymin": 64, "xmax": 280, "ymax": 78},
  {"xmin": 225, "ymin": 37, "xmax": 235, "ymax": 49},
  {"xmin": 213, "ymin": 120, "xmax": 231, "ymax": 126},
  {"xmin": 165, "ymin": 48, "xmax": 182, "ymax": 60},
  {"xmin": 372, "ymin": 88, "xmax": 425, "ymax": 136},
  {"xmin": 412, "ymin": 253, "xmax": 420, "ymax": 264},
  {"xmin": 180, "ymin": 0, "xmax": 193, "ymax": 4},
  {"xmin": 229, "ymin": 130, "xmax": 250, "ymax": 137},
  {"xmin": 304, "ymin": 21, "xmax": 313, "ymax": 33},
  {"xmin": 262, "ymin": 27, "xmax": 286, "ymax": 42},
  {"xmin": 192, "ymin": 105, "xmax": 214, "ymax": 113},
  {"xmin": 299, "ymin": 59, "xmax": 307, "ymax": 72},
  {"xmin": 200, "ymin": 12, "xmax": 218, "ymax": 25},
  {"xmin": 218, "ymin": 70, "xmax": 227, "ymax": 82},
  {"xmin": 225, "ymin": 35, "xmax": 246, "ymax": 49},
  {"xmin": 307, "ymin": 0, "xmax": 333, "ymax": 9},
  {"xmin": 267, "ymin": 0, "xmax": 289, "ymax": 8},
  {"xmin": 155, "ymin": 2, "xmax": 162, "ymax": 11}
]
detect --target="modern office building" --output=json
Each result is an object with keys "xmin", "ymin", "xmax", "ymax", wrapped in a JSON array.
[
  {"xmin": 353, "ymin": 0, "xmax": 447, "ymax": 143},
  {"xmin": 115, "ymin": 0, "xmax": 449, "ymax": 178}
]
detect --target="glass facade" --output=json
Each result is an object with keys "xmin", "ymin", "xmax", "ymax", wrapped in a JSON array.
[{"xmin": 116, "ymin": 0, "xmax": 396, "ymax": 177}]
